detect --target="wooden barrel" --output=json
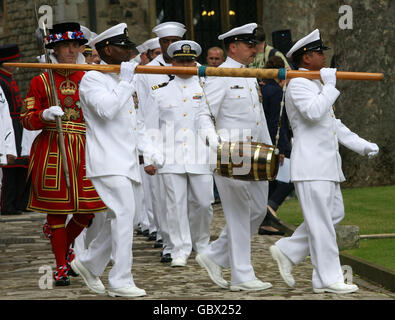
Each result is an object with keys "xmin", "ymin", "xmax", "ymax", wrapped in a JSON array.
[{"xmin": 216, "ymin": 141, "xmax": 279, "ymax": 181}]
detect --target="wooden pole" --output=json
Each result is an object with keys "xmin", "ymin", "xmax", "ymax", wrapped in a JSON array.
[
  {"xmin": 35, "ymin": 17, "xmax": 71, "ymax": 189},
  {"xmin": 286, "ymin": 70, "xmax": 384, "ymax": 81},
  {"xmin": 3, "ymin": 62, "xmax": 385, "ymax": 81}
]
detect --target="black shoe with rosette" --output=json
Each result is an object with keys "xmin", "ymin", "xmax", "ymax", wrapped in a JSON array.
[
  {"xmin": 54, "ymin": 265, "xmax": 70, "ymax": 286},
  {"xmin": 65, "ymin": 248, "xmax": 78, "ymax": 277}
]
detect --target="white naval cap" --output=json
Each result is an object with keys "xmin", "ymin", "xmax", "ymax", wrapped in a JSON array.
[
  {"xmin": 88, "ymin": 32, "xmax": 98, "ymax": 47},
  {"xmin": 286, "ymin": 29, "xmax": 330, "ymax": 59},
  {"xmin": 218, "ymin": 23, "xmax": 258, "ymax": 44},
  {"xmin": 143, "ymin": 37, "xmax": 160, "ymax": 50},
  {"xmin": 136, "ymin": 43, "xmax": 147, "ymax": 54},
  {"xmin": 167, "ymin": 40, "xmax": 201, "ymax": 59},
  {"xmin": 90, "ymin": 23, "xmax": 135, "ymax": 50},
  {"xmin": 80, "ymin": 26, "xmax": 98, "ymax": 47},
  {"xmin": 136, "ymin": 37, "xmax": 159, "ymax": 54},
  {"xmin": 152, "ymin": 21, "xmax": 186, "ymax": 39}
]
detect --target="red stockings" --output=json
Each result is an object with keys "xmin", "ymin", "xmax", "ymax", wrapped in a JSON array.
[{"xmin": 46, "ymin": 213, "xmax": 94, "ymax": 267}]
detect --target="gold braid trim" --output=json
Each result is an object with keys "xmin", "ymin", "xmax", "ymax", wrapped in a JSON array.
[
  {"xmin": 40, "ymin": 74, "xmax": 53, "ymax": 107},
  {"xmin": 50, "ymin": 224, "xmax": 66, "ymax": 230},
  {"xmin": 72, "ymin": 218, "xmax": 88, "ymax": 228}
]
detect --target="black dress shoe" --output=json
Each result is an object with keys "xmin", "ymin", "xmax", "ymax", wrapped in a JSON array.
[
  {"xmin": 66, "ymin": 264, "xmax": 79, "ymax": 277},
  {"xmin": 142, "ymin": 229, "xmax": 150, "ymax": 237},
  {"xmin": 154, "ymin": 239, "xmax": 163, "ymax": 248},
  {"xmin": 148, "ymin": 231, "xmax": 157, "ymax": 241},
  {"xmin": 135, "ymin": 226, "xmax": 143, "ymax": 235},
  {"xmin": 55, "ymin": 276, "xmax": 70, "ymax": 286},
  {"xmin": 266, "ymin": 209, "xmax": 279, "ymax": 222},
  {"xmin": 160, "ymin": 253, "xmax": 172, "ymax": 263},
  {"xmin": 258, "ymin": 228, "xmax": 284, "ymax": 236},
  {"xmin": 54, "ymin": 265, "xmax": 70, "ymax": 286}
]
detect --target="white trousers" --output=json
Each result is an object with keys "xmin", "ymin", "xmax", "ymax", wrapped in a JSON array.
[
  {"xmin": 134, "ymin": 170, "xmax": 150, "ymax": 231},
  {"xmin": 73, "ymin": 213, "xmax": 106, "ymax": 255},
  {"xmin": 147, "ymin": 173, "xmax": 172, "ymax": 254},
  {"xmin": 140, "ymin": 165, "xmax": 159, "ymax": 235},
  {"xmin": 78, "ymin": 176, "xmax": 138, "ymax": 289},
  {"xmin": 161, "ymin": 173, "xmax": 213, "ymax": 259},
  {"xmin": 138, "ymin": 165, "xmax": 157, "ymax": 234},
  {"xmin": 205, "ymin": 174, "xmax": 268, "ymax": 284},
  {"xmin": 276, "ymin": 181, "xmax": 345, "ymax": 289}
]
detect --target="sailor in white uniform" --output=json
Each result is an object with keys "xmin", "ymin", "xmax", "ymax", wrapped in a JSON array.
[
  {"xmin": 143, "ymin": 37, "xmax": 162, "ymax": 62},
  {"xmin": 134, "ymin": 21, "xmax": 187, "ymax": 262},
  {"xmin": 133, "ymin": 37, "xmax": 162, "ymax": 243},
  {"xmin": 195, "ymin": 23, "xmax": 273, "ymax": 292},
  {"xmin": 71, "ymin": 23, "xmax": 163, "ymax": 298},
  {"xmin": 0, "ymin": 87, "xmax": 16, "ymax": 203},
  {"xmin": 0, "ymin": 86, "xmax": 16, "ymax": 165},
  {"xmin": 269, "ymin": 29, "xmax": 379, "ymax": 294},
  {"xmin": 153, "ymin": 40, "xmax": 213, "ymax": 267}
]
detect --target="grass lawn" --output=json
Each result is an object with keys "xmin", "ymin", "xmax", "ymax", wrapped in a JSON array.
[{"xmin": 276, "ymin": 185, "xmax": 395, "ymax": 270}]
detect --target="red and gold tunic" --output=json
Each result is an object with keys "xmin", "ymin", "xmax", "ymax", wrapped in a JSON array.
[{"xmin": 20, "ymin": 69, "xmax": 106, "ymax": 214}]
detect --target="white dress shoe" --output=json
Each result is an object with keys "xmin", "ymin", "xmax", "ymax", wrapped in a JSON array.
[
  {"xmin": 108, "ymin": 286, "xmax": 147, "ymax": 298},
  {"xmin": 270, "ymin": 245, "xmax": 295, "ymax": 287},
  {"xmin": 195, "ymin": 253, "xmax": 228, "ymax": 289},
  {"xmin": 171, "ymin": 256, "xmax": 187, "ymax": 267},
  {"xmin": 230, "ymin": 279, "xmax": 273, "ymax": 292},
  {"xmin": 70, "ymin": 258, "xmax": 105, "ymax": 294},
  {"xmin": 313, "ymin": 282, "xmax": 359, "ymax": 294}
]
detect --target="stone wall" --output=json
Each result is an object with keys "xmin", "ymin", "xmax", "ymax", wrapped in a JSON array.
[
  {"xmin": 261, "ymin": 0, "xmax": 339, "ymax": 63},
  {"xmin": 334, "ymin": 0, "xmax": 394, "ymax": 187},
  {"xmin": 95, "ymin": 0, "xmax": 151, "ymax": 42},
  {"xmin": 0, "ymin": 0, "xmax": 58, "ymax": 96}
]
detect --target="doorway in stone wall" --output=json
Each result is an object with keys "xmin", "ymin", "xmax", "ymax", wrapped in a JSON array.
[{"xmin": 154, "ymin": 0, "xmax": 261, "ymax": 65}]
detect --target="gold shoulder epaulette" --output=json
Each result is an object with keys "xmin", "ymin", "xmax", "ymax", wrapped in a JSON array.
[{"xmin": 151, "ymin": 82, "xmax": 169, "ymax": 90}]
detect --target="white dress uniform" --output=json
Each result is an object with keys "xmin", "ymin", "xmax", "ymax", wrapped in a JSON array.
[
  {"xmin": 0, "ymin": 87, "xmax": 16, "ymax": 166},
  {"xmin": 134, "ymin": 22, "xmax": 187, "ymax": 258},
  {"xmin": 197, "ymin": 55, "xmax": 272, "ymax": 285},
  {"xmin": 276, "ymin": 71, "xmax": 379, "ymax": 289},
  {"xmin": 153, "ymin": 40, "xmax": 214, "ymax": 264},
  {"xmin": 20, "ymin": 129, "xmax": 41, "ymax": 157},
  {"xmin": 77, "ymin": 24, "xmax": 163, "ymax": 292},
  {"xmin": 134, "ymin": 54, "xmax": 173, "ymax": 255},
  {"xmin": 133, "ymin": 40, "xmax": 155, "ymax": 236},
  {"xmin": 0, "ymin": 87, "xmax": 16, "ymax": 202},
  {"xmin": 136, "ymin": 164, "xmax": 154, "ymax": 234},
  {"xmin": 274, "ymin": 30, "xmax": 379, "ymax": 291}
]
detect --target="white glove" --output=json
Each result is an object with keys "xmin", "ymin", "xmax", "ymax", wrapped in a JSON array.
[
  {"xmin": 42, "ymin": 106, "xmax": 64, "ymax": 121},
  {"xmin": 207, "ymin": 134, "xmax": 221, "ymax": 153},
  {"xmin": 131, "ymin": 54, "xmax": 141, "ymax": 65},
  {"xmin": 365, "ymin": 142, "xmax": 379, "ymax": 159},
  {"xmin": 120, "ymin": 61, "xmax": 138, "ymax": 83},
  {"xmin": 151, "ymin": 152, "xmax": 164, "ymax": 169},
  {"xmin": 201, "ymin": 128, "xmax": 220, "ymax": 151},
  {"xmin": 320, "ymin": 67, "xmax": 337, "ymax": 87}
]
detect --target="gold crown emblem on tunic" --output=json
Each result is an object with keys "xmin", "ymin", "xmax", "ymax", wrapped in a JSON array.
[{"xmin": 59, "ymin": 79, "xmax": 77, "ymax": 96}]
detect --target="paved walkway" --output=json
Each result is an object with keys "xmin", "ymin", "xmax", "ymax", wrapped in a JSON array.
[{"xmin": 0, "ymin": 204, "xmax": 394, "ymax": 301}]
